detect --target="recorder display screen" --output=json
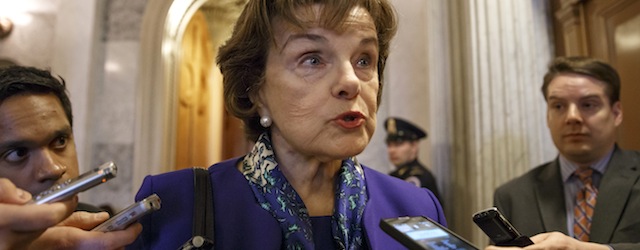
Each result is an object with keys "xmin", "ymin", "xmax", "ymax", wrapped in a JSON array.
[{"xmin": 389, "ymin": 217, "xmax": 477, "ymax": 250}]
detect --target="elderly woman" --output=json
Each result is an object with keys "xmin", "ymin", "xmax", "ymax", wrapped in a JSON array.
[{"xmin": 129, "ymin": 0, "xmax": 445, "ymax": 249}]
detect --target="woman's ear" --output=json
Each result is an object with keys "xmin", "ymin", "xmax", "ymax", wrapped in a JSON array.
[
  {"xmin": 249, "ymin": 85, "xmax": 269, "ymax": 117},
  {"xmin": 253, "ymin": 91, "xmax": 273, "ymax": 128},
  {"xmin": 248, "ymin": 78, "xmax": 266, "ymax": 106}
]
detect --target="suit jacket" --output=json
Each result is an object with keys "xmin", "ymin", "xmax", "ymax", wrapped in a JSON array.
[
  {"xmin": 494, "ymin": 146, "xmax": 640, "ymax": 250},
  {"xmin": 128, "ymin": 157, "xmax": 447, "ymax": 249}
]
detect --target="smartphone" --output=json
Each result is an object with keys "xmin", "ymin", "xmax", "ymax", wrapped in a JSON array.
[
  {"xmin": 31, "ymin": 161, "xmax": 118, "ymax": 205},
  {"xmin": 380, "ymin": 216, "xmax": 479, "ymax": 250},
  {"xmin": 92, "ymin": 193, "xmax": 161, "ymax": 232},
  {"xmin": 472, "ymin": 207, "xmax": 533, "ymax": 247}
]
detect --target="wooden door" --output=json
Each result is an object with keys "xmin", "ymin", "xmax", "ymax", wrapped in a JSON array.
[
  {"xmin": 176, "ymin": 10, "xmax": 213, "ymax": 170},
  {"xmin": 552, "ymin": 0, "xmax": 640, "ymax": 150},
  {"xmin": 176, "ymin": 7, "xmax": 252, "ymax": 170}
]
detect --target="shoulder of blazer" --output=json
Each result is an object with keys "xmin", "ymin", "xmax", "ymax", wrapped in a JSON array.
[{"xmin": 495, "ymin": 159, "xmax": 559, "ymax": 194}]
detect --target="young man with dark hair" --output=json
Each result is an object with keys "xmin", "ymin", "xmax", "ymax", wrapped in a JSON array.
[{"xmin": 0, "ymin": 66, "xmax": 140, "ymax": 249}]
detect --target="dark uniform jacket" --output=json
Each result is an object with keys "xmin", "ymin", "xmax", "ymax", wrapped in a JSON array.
[{"xmin": 390, "ymin": 159, "xmax": 442, "ymax": 203}]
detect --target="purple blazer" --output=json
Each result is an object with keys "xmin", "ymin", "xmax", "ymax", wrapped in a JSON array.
[{"xmin": 127, "ymin": 158, "xmax": 446, "ymax": 249}]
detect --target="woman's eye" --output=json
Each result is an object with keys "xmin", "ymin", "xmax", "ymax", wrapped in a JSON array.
[
  {"xmin": 356, "ymin": 56, "xmax": 371, "ymax": 67},
  {"xmin": 302, "ymin": 55, "xmax": 322, "ymax": 66},
  {"xmin": 3, "ymin": 148, "xmax": 29, "ymax": 163}
]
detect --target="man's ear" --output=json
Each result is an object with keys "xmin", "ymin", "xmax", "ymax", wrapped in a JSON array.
[{"xmin": 612, "ymin": 101, "xmax": 623, "ymax": 126}]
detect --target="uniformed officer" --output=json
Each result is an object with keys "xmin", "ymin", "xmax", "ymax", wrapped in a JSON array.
[{"xmin": 385, "ymin": 117, "xmax": 442, "ymax": 203}]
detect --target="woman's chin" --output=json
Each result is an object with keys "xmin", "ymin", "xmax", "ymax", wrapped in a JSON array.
[{"xmin": 333, "ymin": 142, "xmax": 368, "ymax": 158}]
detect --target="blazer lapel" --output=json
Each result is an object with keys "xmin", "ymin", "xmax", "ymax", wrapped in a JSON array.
[
  {"xmin": 535, "ymin": 159, "xmax": 569, "ymax": 234},
  {"xmin": 591, "ymin": 147, "xmax": 640, "ymax": 243},
  {"xmin": 361, "ymin": 174, "xmax": 407, "ymax": 249}
]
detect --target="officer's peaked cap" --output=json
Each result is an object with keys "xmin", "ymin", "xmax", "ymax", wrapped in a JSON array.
[{"xmin": 384, "ymin": 117, "xmax": 427, "ymax": 142}]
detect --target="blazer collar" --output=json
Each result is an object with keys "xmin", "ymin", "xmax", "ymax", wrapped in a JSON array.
[{"xmin": 590, "ymin": 146, "xmax": 640, "ymax": 242}]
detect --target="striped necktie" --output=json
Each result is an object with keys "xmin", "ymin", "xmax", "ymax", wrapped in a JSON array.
[{"xmin": 573, "ymin": 167, "xmax": 597, "ymax": 241}]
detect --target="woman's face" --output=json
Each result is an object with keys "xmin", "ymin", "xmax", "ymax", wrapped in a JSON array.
[{"xmin": 257, "ymin": 6, "xmax": 379, "ymax": 161}]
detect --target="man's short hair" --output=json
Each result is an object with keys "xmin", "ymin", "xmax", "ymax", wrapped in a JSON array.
[
  {"xmin": 541, "ymin": 56, "xmax": 620, "ymax": 105},
  {"xmin": 0, "ymin": 66, "xmax": 73, "ymax": 127}
]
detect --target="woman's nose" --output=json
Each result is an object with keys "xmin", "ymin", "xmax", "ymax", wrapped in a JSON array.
[{"xmin": 332, "ymin": 62, "xmax": 361, "ymax": 99}]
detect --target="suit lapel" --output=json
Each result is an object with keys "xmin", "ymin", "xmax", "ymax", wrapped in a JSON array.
[
  {"xmin": 535, "ymin": 160, "xmax": 569, "ymax": 234},
  {"xmin": 591, "ymin": 148, "xmax": 640, "ymax": 242},
  {"xmin": 361, "ymin": 171, "xmax": 408, "ymax": 249}
]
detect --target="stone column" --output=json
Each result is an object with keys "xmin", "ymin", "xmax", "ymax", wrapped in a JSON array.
[{"xmin": 448, "ymin": 0, "xmax": 556, "ymax": 245}]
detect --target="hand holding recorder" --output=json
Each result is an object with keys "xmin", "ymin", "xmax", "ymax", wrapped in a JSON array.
[
  {"xmin": 0, "ymin": 178, "xmax": 76, "ymax": 249},
  {"xmin": 23, "ymin": 162, "xmax": 152, "ymax": 249},
  {"xmin": 92, "ymin": 193, "xmax": 161, "ymax": 232},
  {"xmin": 472, "ymin": 207, "xmax": 533, "ymax": 247},
  {"xmin": 26, "ymin": 211, "xmax": 143, "ymax": 250},
  {"xmin": 31, "ymin": 161, "xmax": 117, "ymax": 205}
]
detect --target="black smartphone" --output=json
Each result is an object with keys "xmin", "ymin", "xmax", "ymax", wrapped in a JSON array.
[
  {"xmin": 31, "ymin": 161, "xmax": 118, "ymax": 204},
  {"xmin": 92, "ymin": 193, "xmax": 161, "ymax": 232},
  {"xmin": 380, "ymin": 216, "xmax": 479, "ymax": 250},
  {"xmin": 472, "ymin": 207, "xmax": 533, "ymax": 247}
]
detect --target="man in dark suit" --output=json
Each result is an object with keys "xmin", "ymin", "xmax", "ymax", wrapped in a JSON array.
[
  {"xmin": 385, "ymin": 117, "xmax": 442, "ymax": 203},
  {"xmin": 490, "ymin": 57, "xmax": 640, "ymax": 250}
]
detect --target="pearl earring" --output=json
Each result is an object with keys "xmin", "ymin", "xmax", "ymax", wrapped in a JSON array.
[{"xmin": 260, "ymin": 116, "xmax": 272, "ymax": 128}]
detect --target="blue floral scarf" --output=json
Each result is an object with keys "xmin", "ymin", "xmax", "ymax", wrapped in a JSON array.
[{"xmin": 241, "ymin": 133, "xmax": 368, "ymax": 250}]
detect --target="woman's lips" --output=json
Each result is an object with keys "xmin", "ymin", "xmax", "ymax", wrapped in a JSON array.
[{"xmin": 334, "ymin": 111, "xmax": 365, "ymax": 129}]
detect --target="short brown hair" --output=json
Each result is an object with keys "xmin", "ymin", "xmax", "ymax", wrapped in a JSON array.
[
  {"xmin": 541, "ymin": 56, "xmax": 620, "ymax": 104},
  {"xmin": 217, "ymin": 0, "xmax": 398, "ymax": 141}
]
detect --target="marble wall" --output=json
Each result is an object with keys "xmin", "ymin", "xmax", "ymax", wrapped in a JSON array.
[
  {"xmin": 83, "ymin": 0, "xmax": 147, "ymax": 210},
  {"xmin": 0, "ymin": 0, "xmax": 57, "ymax": 68},
  {"xmin": 446, "ymin": 0, "xmax": 556, "ymax": 244}
]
